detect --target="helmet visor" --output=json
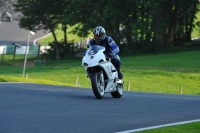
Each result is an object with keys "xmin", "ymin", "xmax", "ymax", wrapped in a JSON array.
[{"xmin": 94, "ymin": 34, "xmax": 103, "ymax": 41}]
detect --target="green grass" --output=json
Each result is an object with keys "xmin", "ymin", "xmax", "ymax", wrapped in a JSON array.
[
  {"xmin": 0, "ymin": 50, "xmax": 200, "ymax": 95},
  {"xmin": 38, "ymin": 24, "xmax": 93, "ymax": 45},
  {"xmin": 192, "ymin": 11, "xmax": 200, "ymax": 38},
  {"xmin": 135, "ymin": 121, "xmax": 200, "ymax": 133}
]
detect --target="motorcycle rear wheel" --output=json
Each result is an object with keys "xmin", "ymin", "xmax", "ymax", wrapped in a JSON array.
[
  {"xmin": 90, "ymin": 74, "xmax": 105, "ymax": 99},
  {"xmin": 111, "ymin": 83, "xmax": 123, "ymax": 98}
]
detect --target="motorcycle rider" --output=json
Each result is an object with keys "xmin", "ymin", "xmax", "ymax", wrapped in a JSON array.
[{"xmin": 88, "ymin": 26, "xmax": 123, "ymax": 80}]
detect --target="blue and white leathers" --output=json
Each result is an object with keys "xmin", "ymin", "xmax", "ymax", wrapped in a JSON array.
[
  {"xmin": 88, "ymin": 35, "xmax": 123, "ymax": 79},
  {"xmin": 88, "ymin": 36, "xmax": 119, "ymax": 56}
]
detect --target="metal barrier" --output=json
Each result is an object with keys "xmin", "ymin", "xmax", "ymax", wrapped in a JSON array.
[{"xmin": 0, "ymin": 45, "xmax": 50, "ymax": 62}]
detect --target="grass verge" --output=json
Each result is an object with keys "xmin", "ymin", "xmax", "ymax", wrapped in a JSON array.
[
  {"xmin": 135, "ymin": 121, "xmax": 200, "ymax": 133},
  {"xmin": 0, "ymin": 50, "xmax": 199, "ymax": 95}
]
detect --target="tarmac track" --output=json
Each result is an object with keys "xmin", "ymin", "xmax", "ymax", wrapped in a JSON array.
[{"xmin": 0, "ymin": 83, "xmax": 200, "ymax": 133}]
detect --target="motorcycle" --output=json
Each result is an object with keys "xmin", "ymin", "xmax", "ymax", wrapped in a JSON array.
[{"xmin": 82, "ymin": 45, "xmax": 123, "ymax": 99}]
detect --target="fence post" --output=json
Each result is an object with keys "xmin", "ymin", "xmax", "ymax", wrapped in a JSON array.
[
  {"xmin": 26, "ymin": 74, "xmax": 28, "ymax": 79},
  {"xmin": 75, "ymin": 77, "xmax": 78, "ymax": 86},
  {"xmin": 13, "ymin": 45, "xmax": 16, "ymax": 60},
  {"xmin": 37, "ymin": 45, "xmax": 40, "ymax": 58},
  {"xmin": 179, "ymin": 86, "xmax": 183, "ymax": 94},
  {"xmin": 127, "ymin": 81, "xmax": 130, "ymax": 91}
]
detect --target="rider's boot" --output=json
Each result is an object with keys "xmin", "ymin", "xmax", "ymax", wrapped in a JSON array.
[
  {"xmin": 111, "ymin": 57, "xmax": 123, "ymax": 80},
  {"xmin": 116, "ymin": 67, "xmax": 123, "ymax": 80}
]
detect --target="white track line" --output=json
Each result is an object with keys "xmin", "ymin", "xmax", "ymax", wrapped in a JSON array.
[
  {"xmin": 115, "ymin": 119, "xmax": 200, "ymax": 133},
  {"xmin": 33, "ymin": 33, "xmax": 52, "ymax": 46}
]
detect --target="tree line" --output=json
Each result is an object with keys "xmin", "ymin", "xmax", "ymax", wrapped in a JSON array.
[{"xmin": 12, "ymin": 0, "xmax": 200, "ymax": 59}]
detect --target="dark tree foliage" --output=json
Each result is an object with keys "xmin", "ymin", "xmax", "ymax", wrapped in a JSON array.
[
  {"xmin": 13, "ymin": 0, "xmax": 200, "ymax": 58},
  {"xmin": 72, "ymin": 0, "xmax": 199, "ymax": 54},
  {"xmin": 13, "ymin": 0, "xmax": 74, "ymax": 60}
]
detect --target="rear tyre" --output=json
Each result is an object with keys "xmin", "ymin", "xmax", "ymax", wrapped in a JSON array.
[
  {"xmin": 90, "ymin": 73, "xmax": 105, "ymax": 99},
  {"xmin": 111, "ymin": 83, "xmax": 123, "ymax": 98}
]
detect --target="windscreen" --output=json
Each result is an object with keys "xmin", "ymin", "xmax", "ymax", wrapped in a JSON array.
[{"xmin": 87, "ymin": 45, "xmax": 105, "ymax": 55}]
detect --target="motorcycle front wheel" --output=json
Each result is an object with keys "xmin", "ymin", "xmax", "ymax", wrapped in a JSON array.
[{"xmin": 90, "ymin": 73, "xmax": 105, "ymax": 99}]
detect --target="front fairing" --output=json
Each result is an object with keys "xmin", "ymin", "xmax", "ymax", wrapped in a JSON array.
[{"xmin": 82, "ymin": 45, "xmax": 106, "ymax": 67}]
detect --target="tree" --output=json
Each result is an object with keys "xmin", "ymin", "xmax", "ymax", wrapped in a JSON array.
[
  {"xmin": 14, "ymin": 0, "xmax": 75, "ymax": 60},
  {"xmin": 152, "ymin": 0, "xmax": 200, "ymax": 46},
  {"xmin": 0, "ymin": 0, "xmax": 15, "ymax": 18},
  {"xmin": 13, "ymin": 0, "xmax": 200, "ymax": 57}
]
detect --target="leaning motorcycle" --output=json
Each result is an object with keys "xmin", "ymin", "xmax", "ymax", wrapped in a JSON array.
[{"xmin": 82, "ymin": 45, "xmax": 123, "ymax": 99}]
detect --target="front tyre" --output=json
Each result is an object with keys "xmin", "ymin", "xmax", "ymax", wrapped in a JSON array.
[
  {"xmin": 90, "ymin": 74, "xmax": 105, "ymax": 99},
  {"xmin": 111, "ymin": 83, "xmax": 123, "ymax": 98}
]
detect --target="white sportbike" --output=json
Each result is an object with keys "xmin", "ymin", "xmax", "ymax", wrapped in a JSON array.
[{"xmin": 82, "ymin": 45, "xmax": 123, "ymax": 99}]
